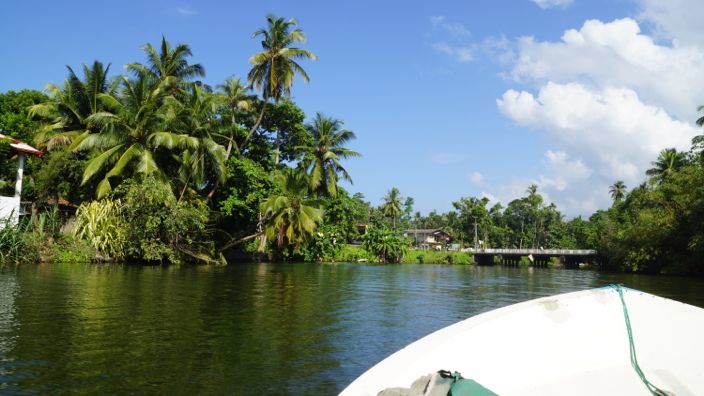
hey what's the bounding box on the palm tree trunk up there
[224,113,237,160]
[241,101,267,151]
[274,130,281,165]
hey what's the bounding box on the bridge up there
[472,248,597,268]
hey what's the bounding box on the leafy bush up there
[362,227,409,263]
[49,236,94,263]
[74,199,127,260]
[117,177,217,264]
[303,224,342,262]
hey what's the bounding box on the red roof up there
[0,133,43,157]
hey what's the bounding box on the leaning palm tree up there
[246,14,317,163]
[216,76,253,159]
[29,61,115,150]
[646,148,687,184]
[261,168,323,253]
[78,74,195,198]
[382,188,404,229]
[298,113,361,197]
[609,180,627,202]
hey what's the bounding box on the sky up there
[2,0,703,217]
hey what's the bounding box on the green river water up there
[0,263,703,394]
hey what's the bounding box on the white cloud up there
[510,18,704,120]
[487,10,704,216]
[429,16,474,63]
[531,0,574,9]
[176,6,197,16]
[637,0,704,47]
[496,82,698,214]
[539,150,592,191]
[469,172,484,185]
[430,16,472,38]
[432,42,473,63]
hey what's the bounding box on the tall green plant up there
[246,14,317,163]
[298,113,360,197]
[261,168,323,253]
[74,199,127,259]
[362,227,408,263]
[0,221,37,263]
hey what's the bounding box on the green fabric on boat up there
[446,372,498,396]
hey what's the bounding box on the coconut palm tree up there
[216,76,253,159]
[261,168,323,253]
[126,36,204,88]
[609,180,627,202]
[246,14,317,163]
[298,113,360,197]
[382,188,404,229]
[29,61,115,150]
[78,74,196,198]
[646,148,687,184]
[175,84,226,198]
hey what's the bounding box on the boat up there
[341,286,704,395]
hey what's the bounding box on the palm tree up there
[175,84,226,198]
[246,14,317,163]
[126,36,204,88]
[261,168,323,253]
[216,76,253,159]
[29,61,115,150]
[609,180,627,202]
[298,113,360,197]
[382,188,404,228]
[78,74,195,198]
[526,184,538,197]
[646,148,687,184]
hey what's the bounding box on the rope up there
[613,285,670,396]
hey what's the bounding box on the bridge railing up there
[474,248,596,255]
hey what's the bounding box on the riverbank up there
[335,244,473,265]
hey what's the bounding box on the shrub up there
[362,227,409,263]
[74,199,127,260]
[117,178,217,264]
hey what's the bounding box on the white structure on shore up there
[0,133,43,226]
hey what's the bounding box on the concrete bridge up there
[472,248,597,268]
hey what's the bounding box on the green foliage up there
[0,220,39,264]
[362,227,409,263]
[302,224,341,262]
[297,113,360,197]
[333,244,375,262]
[49,236,94,263]
[33,149,91,204]
[401,249,471,265]
[219,156,276,227]
[74,199,127,260]
[261,168,324,256]
[116,177,215,264]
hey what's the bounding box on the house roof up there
[0,134,43,157]
[404,229,449,234]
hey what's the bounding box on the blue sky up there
[2,0,702,217]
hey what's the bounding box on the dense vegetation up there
[1,14,704,274]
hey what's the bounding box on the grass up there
[333,244,473,265]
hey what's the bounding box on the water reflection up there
[0,263,702,394]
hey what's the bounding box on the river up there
[0,263,702,394]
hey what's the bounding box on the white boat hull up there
[341,287,704,395]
